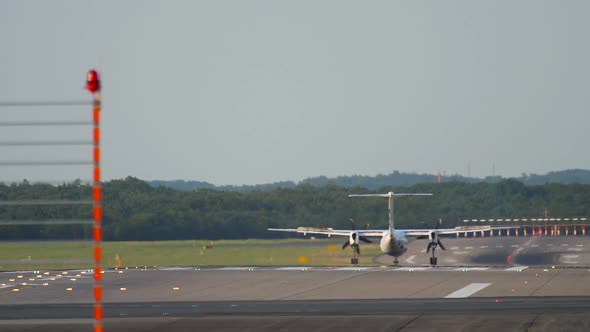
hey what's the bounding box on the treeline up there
[0,177,589,240]
[150,169,590,192]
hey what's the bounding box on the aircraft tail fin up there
[349,192,432,234]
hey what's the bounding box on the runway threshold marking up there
[445,283,492,298]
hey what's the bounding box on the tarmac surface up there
[2,236,590,331]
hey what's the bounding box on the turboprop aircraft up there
[269,192,513,266]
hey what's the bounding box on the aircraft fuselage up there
[379,230,408,258]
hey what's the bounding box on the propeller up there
[342,219,372,255]
[425,218,446,253]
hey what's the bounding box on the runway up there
[2,236,590,331]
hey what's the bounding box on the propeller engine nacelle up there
[350,231,359,246]
[426,231,446,253]
[342,231,371,255]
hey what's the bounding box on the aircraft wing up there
[402,225,518,237]
[268,227,385,237]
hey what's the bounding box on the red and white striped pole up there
[87,70,103,332]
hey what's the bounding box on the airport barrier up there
[458,218,589,238]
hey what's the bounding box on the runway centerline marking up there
[464,246,473,249]
[496,245,504,248]
[445,283,492,298]
[480,246,488,249]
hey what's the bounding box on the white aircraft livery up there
[269,192,513,265]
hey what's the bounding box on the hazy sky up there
[1,1,589,185]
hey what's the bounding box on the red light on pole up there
[87,68,102,332]
[86,70,101,93]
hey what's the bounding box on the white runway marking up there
[450,246,459,250]
[464,246,473,249]
[216,267,255,271]
[394,267,431,271]
[561,244,569,247]
[560,255,579,264]
[567,248,583,251]
[453,251,469,255]
[276,267,311,271]
[511,245,519,248]
[505,266,528,271]
[454,267,489,271]
[480,246,489,249]
[0,284,14,289]
[405,255,416,265]
[531,244,539,247]
[496,245,504,248]
[159,267,194,271]
[333,267,372,271]
[445,283,492,298]
[577,244,584,247]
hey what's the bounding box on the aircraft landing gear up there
[429,247,438,266]
[350,245,359,265]
[393,257,400,265]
